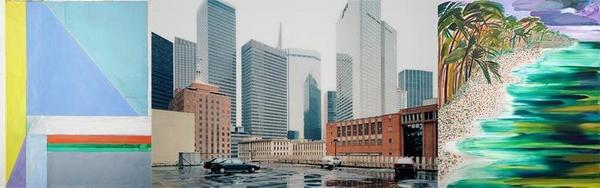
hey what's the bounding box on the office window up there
[347,126,351,136]
[352,125,357,136]
[377,122,383,134]
[342,126,346,136]
[364,125,369,135]
[337,127,341,137]
[371,123,376,134]
[358,124,363,135]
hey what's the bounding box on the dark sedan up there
[211,158,260,174]
[203,158,227,170]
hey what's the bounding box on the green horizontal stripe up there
[47,143,151,152]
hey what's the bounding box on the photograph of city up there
[1,0,598,187]
[150,0,438,187]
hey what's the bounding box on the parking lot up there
[153,163,436,187]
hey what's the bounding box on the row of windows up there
[402,111,436,122]
[336,122,383,137]
[337,139,383,146]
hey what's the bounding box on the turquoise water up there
[449,42,600,187]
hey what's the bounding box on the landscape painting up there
[437,0,599,187]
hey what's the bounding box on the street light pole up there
[333,138,338,158]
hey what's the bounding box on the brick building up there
[169,81,231,160]
[325,104,437,158]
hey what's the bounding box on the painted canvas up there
[3,1,150,187]
[437,0,599,187]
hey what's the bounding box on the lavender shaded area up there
[438,0,600,41]
[7,141,26,188]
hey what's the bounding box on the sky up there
[438,0,600,41]
[151,0,438,126]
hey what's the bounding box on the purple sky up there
[440,0,600,41]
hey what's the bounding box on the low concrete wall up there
[277,156,437,170]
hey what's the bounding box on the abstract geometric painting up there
[3,1,150,187]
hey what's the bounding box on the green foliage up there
[437,0,567,105]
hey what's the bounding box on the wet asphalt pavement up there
[153,163,437,187]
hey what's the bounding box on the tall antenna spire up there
[277,22,282,49]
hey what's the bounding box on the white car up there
[320,156,341,169]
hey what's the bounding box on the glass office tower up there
[303,75,321,140]
[151,33,173,110]
[241,40,288,139]
[197,0,237,128]
[336,0,383,119]
[398,69,433,108]
[173,37,196,90]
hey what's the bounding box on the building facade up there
[336,0,382,120]
[173,37,197,90]
[380,21,398,114]
[238,138,325,162]
[286,48,321,140]
[398,70,433,108]
[151,110,195,166]
[197,0,238,128]
[399,105,437,158]
[327,91,337,123]
[230,126,250,158]
[290,140,326,160]
[336,53,353,121]
[169,82,231,160]
[238,138,291,162]
[325,104,437,158]
[304,75,321,140]
[151,33,173,110]
[241,40,288,139]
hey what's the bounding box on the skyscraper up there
[173,37,196,90]
[336,53,353,121]
[241,40,288,139]
[151,33,173,110]
[398,70,433,108]
[336,0,383,119]
[327,91,337,123]
[287,48,321,139]
[197,0,237,128]
[304,75,321,140]
[381,21,398,114]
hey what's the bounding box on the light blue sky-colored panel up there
[26,3,137,116]
[26,135,46,188]
[45,1,148,115]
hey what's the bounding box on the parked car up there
[394,157,416,180]
[320,156,341,169]
[203,157,227,170]
[211,158,260,174]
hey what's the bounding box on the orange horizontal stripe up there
[47,135,151,144]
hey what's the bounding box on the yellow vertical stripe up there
[5,1,26,182]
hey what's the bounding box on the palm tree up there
[437,0,565,106]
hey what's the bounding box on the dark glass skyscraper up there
[303,75,321,140]
[327,91,337,122]
[197,0,237,128]
[151,33,173,110]
[398,70,433,108]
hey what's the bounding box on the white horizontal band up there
[28,116,151,136]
